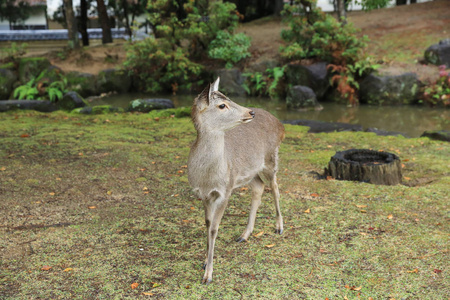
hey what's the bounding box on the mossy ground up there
[0,111,448,299]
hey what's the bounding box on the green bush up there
[208,31,251,69]
[243,66,286,98]
[13,70,68,102]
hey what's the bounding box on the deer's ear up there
[209,77,220,99]
[194,85,210,111]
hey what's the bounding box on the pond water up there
[89,93,450,138]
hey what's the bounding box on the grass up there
[0,111,448,299]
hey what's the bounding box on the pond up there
[89,93,450,138]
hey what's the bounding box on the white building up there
[0,0,48,30]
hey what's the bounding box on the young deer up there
[188,77,285,284]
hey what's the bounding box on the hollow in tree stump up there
[324,149,402,185]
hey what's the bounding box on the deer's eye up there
[218,104,226,109]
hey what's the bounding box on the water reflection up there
[89,93,450,138]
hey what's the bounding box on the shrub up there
[13,70,68,102]
[421,65,450,107]
[208,31,251,69]
[243,66,286,98]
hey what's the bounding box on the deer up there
[188,77,285,284]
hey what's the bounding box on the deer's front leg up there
[202,191,228,284]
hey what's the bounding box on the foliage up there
[354,0,390,11]
[123,0,251,92]
[0,0,32,26]
[421,65,450,107]
[208,31,251,69]
[280,0,368,65]
[243,66,286,98]
[124,38,203,93]
[13,71,68,102]
[0,42,28,63]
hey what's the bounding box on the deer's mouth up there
[242,118,253,123]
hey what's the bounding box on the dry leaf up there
[131,282,139,289]
[387,214,394,219]
[304,208,311,213]
[152,282,161,288]
[355,205,367,208]
[107,191,112,195]
[0,167,6,171]
[310,193,319,197]
[360,210,367,213]
[142,292,154,296]
[143,187,149,191]
[352,286,362,291]
[433,269,442,274]
[253,231,264,237]
[407,268,419,273]
[88,206,97,209]
[63,268,73,272]
[20,134,30,138]
[41,265,52,271]
[265,244,275,248]
[49,192,55,196]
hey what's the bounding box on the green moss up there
[147,107,191,118]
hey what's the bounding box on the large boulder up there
[286,85,323,110]
[58,92,86,111]
[96,69,131,94]
[285,62,330,99]
[66,71,97,97]
[0,68,17,99]
[0,100,57,112]
[213,69,246,96]
[18,57,51,84]
[424,39,450,67]
[359,73,420,105]
[128,98,174,112]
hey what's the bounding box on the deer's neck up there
[188,130,229,199]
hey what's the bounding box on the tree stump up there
[324,149,402,185]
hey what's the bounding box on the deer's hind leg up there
[264,149,284,234]
[236,175,265,243]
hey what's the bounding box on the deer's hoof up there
[202,277,212,285]
[202,263,206,270]
[275,229,283,235]
[236,237,247,243]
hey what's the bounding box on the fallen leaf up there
[177,170,184,174]
[304,208,311,213]
[131,282,139,289]
[41,265,52,271]
[88,206,97,209]
[49,192,55,196]
[152,282,161,288]
[326,176,334,180]
[360,210,367,213]
[143,187,149,191]
[63,268,73,272]
[433,269,442,274]
[240,187,249,191]
[355,205,367,208]
[253,231,264,237]
[0,167,5,171]
[387,214,394,219]
[154,117,160,122]
[265,244,275,248]
[310,193,319,197]
[20,134,30,138]
[142,292,154,296]
[407,268,419,273]
[78,152,83,156]
[107,191,112,195]
[404,176,411,181]
[352,286,362,291]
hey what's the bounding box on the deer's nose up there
[249,111,255,118]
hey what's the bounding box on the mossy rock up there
[71,105,124,115]
[37,66,64,83]
[58,92,87,111]
[128,98,174,112]
[66,71,97,97]
[97,68,131,94]
[0,68,18,99]
[421,130,450,142]
[0,62,16,71]
[18,57,51,84]
[147,107,191,118]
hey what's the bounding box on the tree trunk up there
[96,0,112,44]
[121,0,131,37]
[337,0,347,24]
[63,0,80,49]
[274,0,284,16]
[324,149,402,185]
[79,0,89,46]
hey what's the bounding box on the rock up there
[128,98,174,112]
[424,39,450,67]
[72,105,124,114]
[18,57,51,84]
[0,100,57,112]
[96,69,131,94]
[58,92,86,111]
[285,62,330,99]
[359,73,420,105]
[366,128,409,138]
[286,85,323,110]
[0,68,17,99]
[283,119,363,133]
[421,130,450,142]
[245,59,279,73]
[213,69,246,96]
[38,66,64,83]
[66,71,97,97]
